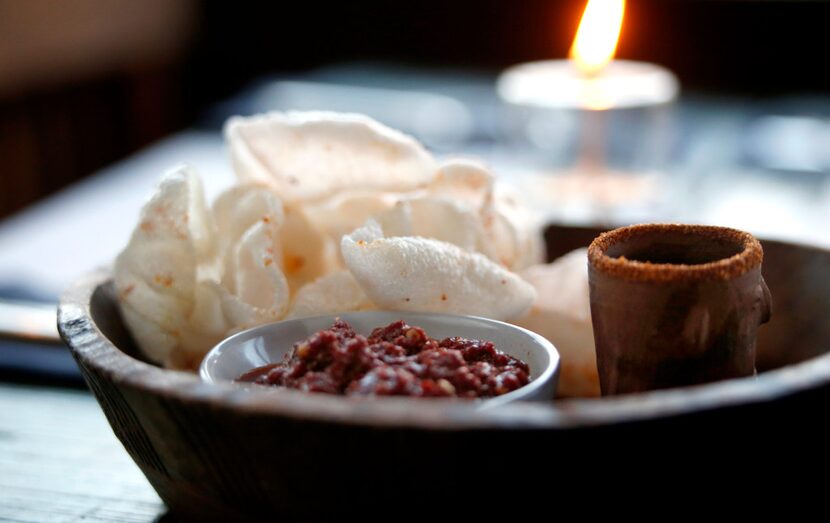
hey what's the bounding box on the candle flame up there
[570,0,625,75]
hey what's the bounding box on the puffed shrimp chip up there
[208,183,290,317]
[279,204,341,292]
[114,165,208,365]
[341,220,536,321]
[303,190,399,243]
[286,270,375,319]
[225,111,437,204]
[426,159,545,271]
[211,184,284,283]
[374,198,483,253]
[115,167,293,369]
[515,248,599,398]
[428,158,494,210]
[489,183,545,271]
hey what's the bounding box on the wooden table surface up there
[0,383,170,522]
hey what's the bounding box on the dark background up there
[1,0,827,219]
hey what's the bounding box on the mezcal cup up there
[587,224,772,395]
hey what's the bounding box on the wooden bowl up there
[58,225,830,517]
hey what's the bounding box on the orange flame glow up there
[570,0,625,75]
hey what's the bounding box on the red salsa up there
[237,319,530,398]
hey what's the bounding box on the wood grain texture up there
[56,226,830,518]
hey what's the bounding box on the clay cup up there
[588,224,772,395]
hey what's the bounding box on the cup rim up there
[588,223,763,283]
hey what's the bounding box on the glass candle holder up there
[497,59,679,224]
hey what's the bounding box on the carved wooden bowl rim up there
[59,269,830,430]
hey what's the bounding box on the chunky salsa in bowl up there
[200,311,559,407]
[238,318,531,398]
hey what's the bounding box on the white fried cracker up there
[286,270,375,319]
[341,220,536,321]
[515,248,599,397]
[225,111,437,204]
